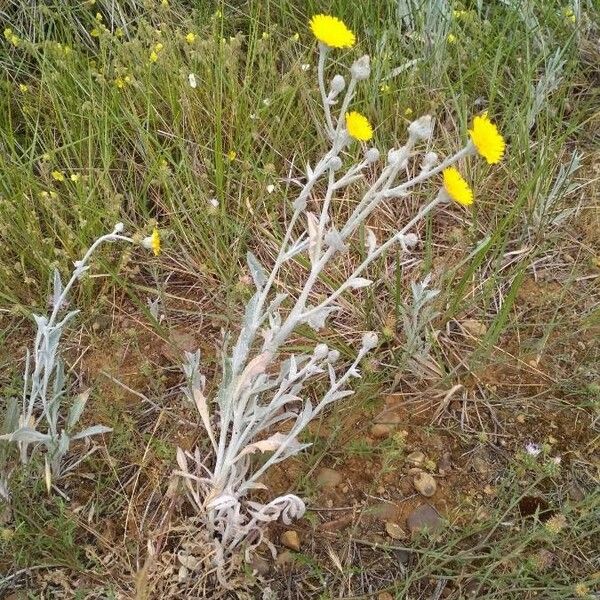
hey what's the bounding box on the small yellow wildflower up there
[70,173,81,182]
[214,9,222,18]
[161,0,169,6]
[380,83,391,93]
[41,153,51,162]
[262,31,270,40]
[443,167,473,206]
[115,27,124,38]
[115,77,125,88]
[51,170,65,182]
[154,42,164,52]
[309,14,355,49]
[185,32,196,44]
[19,83,28,93]
[453,10,468,18]
[149,50,159,63]
[404,107,414,117]
[291,32,300,41]
[95,12,103,21]
[563,8,576,23]
[227,150,237,161]
[91,27,102,37]
[4,29,20,47]
[447,33,457,44]
[150,228,161,256]
[469,112,505,164]
[124,74,132,84]
[346,111,373,141]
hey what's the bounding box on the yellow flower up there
[115,27,124,38]
[185,32,196,44]
[453,10,468,18]
[154,42,164,52]
[309,14,355,49]
[227,150,237,161]
[291,32,300,41]
[91,27,102,37]
[447,33,457,43]
[150,228,161,256]
[5,29,20,47]
[404,107,413,116]
[443,167,473,206]
[124,75,132,84]
[469,112,505,164]
[262,31,270,40]
[149,50,159,63]
[161,0,169,6]
[95,12,103,21]
[563,8,576,23]
[114,77,125,88]
[51,170,65,182]
[380,83,390,93]
[345,111,373,141]
[70,173,81,182]
[19,83,28,93]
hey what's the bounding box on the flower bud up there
[314,343,329,359]
[141,236,153,249]
[408,115,434,141]
[365,147,380,164]
[329,156,343,171]
[350,55,370,81]
[421,151,438,172]
[403,233,419,248]
[113,222,124,233]
[330,74,345,93]
[327,350,340,363]
[387,148,401,164]
[361,331,379,350]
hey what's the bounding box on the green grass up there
[1,0,599,597]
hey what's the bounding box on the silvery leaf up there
[0,427,50,443]
[247,251,267,290]
[305,306,337,331]
[324,228,348,253]
[366,227,377,255]
[71,425,112,440]
[67,389,91,430]
[52,268,63,309]
[348,278,373,289]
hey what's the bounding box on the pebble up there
[462,319,487,337]
[406,504,442,534]
[316,467,342,488]
[370,423,392,439]
[438,452,452,475]
[413,471,437,497]
[385,521,408,540]
[378,593,394,600]
[280,530,301,551]
[406,450,425,467]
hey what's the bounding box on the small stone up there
[280,530,301,552]
[370,424,392,439]
[316,467,342,488]
[438,452,452,474]
[378,592,394,600]
[406,504,442,534]
[413,471,437,497]
[406,451,425,467]
[385,521,408,540]
[462,319,487,337]
[276,550,294,568]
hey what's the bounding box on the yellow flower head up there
[309,14,355,49]
[185,32,196,44]
[469,112,505,164]
[345,111,373,141]
[150,227,161,256]
[70,173,81,182]
[443,167,473,206]
[149,50,159,63]
[291,32,300,42]
[447,33,457,44]
[51,170,65,182]
[19,83,28,93]
[227,150,237,161]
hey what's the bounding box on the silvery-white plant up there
[0,224,146,493]
[174,35,487,576]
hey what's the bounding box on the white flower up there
[350,55,370,81]
[327,350,340,363]
[209,198,219,208]
[525,442,542,456]
[249,113,257,120]
[188,73,198,88]
[113,222,124,233]
[266,184,275,193]
[408,115,434,141]
[301,63,310,71]
[402,233,419,248]
[263,98,271,106]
